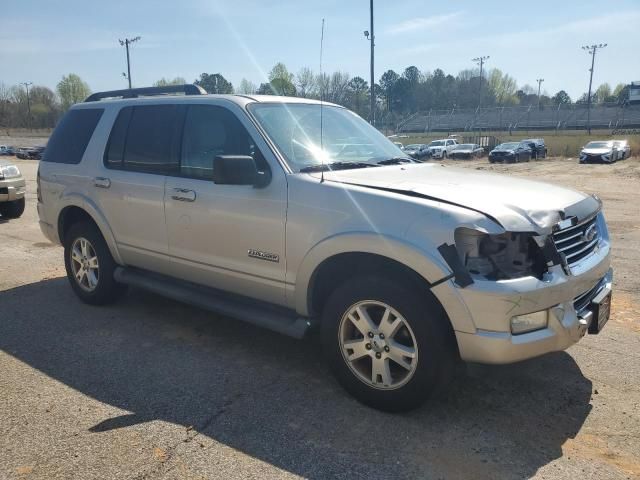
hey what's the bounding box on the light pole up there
[21,81,32,129]
[119,36,141,89]
[536,78,544,109]
[472,56,489,107]
[364,0,375,126]
[582,43,607,135]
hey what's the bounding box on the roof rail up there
[84,84,207,102]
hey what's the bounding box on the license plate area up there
[588,290,611,334]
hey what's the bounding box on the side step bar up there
[114,267,311,339]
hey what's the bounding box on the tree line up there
[1,64,632,129]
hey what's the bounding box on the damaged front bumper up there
[452,240,612,364]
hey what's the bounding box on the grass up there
[392,129,640,157]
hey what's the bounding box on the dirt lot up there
[0,156,639,480]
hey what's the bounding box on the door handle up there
[171,188,196,202]
[94,177,111,188]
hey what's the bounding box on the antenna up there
[320,18,325,183]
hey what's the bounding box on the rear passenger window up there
[43,108,104,164]
[105,104,182,174]
[180,105,256,180]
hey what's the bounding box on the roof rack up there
[84,84,207,102]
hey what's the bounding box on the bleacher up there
[396,103,640,133]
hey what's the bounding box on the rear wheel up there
[321,276,455,412]
[0,197,25,218]
[64,222,126,305]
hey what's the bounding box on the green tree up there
[57,74,91,110]
[595,83,613,103]
[153,77,186,87]
[265,63,296,96]
[379,70,399,111]
[346,76,369,117]
[194,73,234,94]
[487,69,518,106]
[237,78,257,94]
[552,90,572,105]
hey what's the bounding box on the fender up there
[294,231,476,333]
[58,192,124,265]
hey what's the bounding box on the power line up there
[536,78,545,109]
[20,81,32,130]
[119,36,141,89]
[581,43,607,135]
[472,56,489,108]
[364,0,375,126]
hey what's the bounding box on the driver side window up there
[180,105,255,180]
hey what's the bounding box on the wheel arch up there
[57,196,123,265]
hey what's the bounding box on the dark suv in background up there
[522,139,547,159]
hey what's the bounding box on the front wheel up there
[321,276,455,412]
[0,197,25,218]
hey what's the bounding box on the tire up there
[0,197,25,218]
[64,221,125,305]
[321,275,456,412]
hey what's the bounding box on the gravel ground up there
[0,157,639,480]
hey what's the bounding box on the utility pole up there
[582,43,607,135]
[472,56,489,107]
[536,78,544,109]
[364,0,375,126]
[119,36,141,89]
[21,81,32,129]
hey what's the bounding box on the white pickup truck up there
[427,138,458,159]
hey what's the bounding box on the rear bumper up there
[0,177,26,202]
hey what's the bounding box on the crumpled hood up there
[318,163,599,233]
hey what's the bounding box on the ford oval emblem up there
[582,224,598,243]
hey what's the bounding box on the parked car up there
[612,140,630,160]
[38,85,613,412]
[16,147,30,159]
[488,142,532,163]
[449,143,484,159]
[521,138,547,159]
[0,159,26,218]
[0,145,14,156]
[28,146,46,160]
[427,138,459,159]
[403,143,429,160]
[579,141,619,164]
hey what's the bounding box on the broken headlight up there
[454,227,547,280]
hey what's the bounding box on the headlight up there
[0,165,21,179]
[454,227,546,280]
[511,310,548,334]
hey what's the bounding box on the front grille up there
[553,215,600,268]
[573,279,604,313]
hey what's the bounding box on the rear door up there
[163,102,288,306]
[93,104,183,269]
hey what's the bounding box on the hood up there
[582,148,612,155]
[0,159,17,168]
[317,163,598,233]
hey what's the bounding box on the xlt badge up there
[248,249,280,263]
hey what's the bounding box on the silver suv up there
[38,85,613,411]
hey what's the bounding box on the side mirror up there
[213,155,271,188]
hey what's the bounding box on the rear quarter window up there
[42,108,104,164]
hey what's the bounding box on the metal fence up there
[396,103,640,133]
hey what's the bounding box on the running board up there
[113,267,311,339]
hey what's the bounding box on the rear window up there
[105,105,183,174]
[42,108,104,164]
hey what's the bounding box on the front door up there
[163,103,288,306]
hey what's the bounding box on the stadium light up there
[581,43,607,135]
[119,36,142,89]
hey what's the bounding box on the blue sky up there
[2,0,639,100]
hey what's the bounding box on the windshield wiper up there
[299,161,379,173]
[375,157,415,165]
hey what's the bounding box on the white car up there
[613,140,630,160]
[427,139,459,159]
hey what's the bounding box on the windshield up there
[248,103,408,172]
[585,141,612,148]
[496,142,519,149]
[429,140,445,147]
